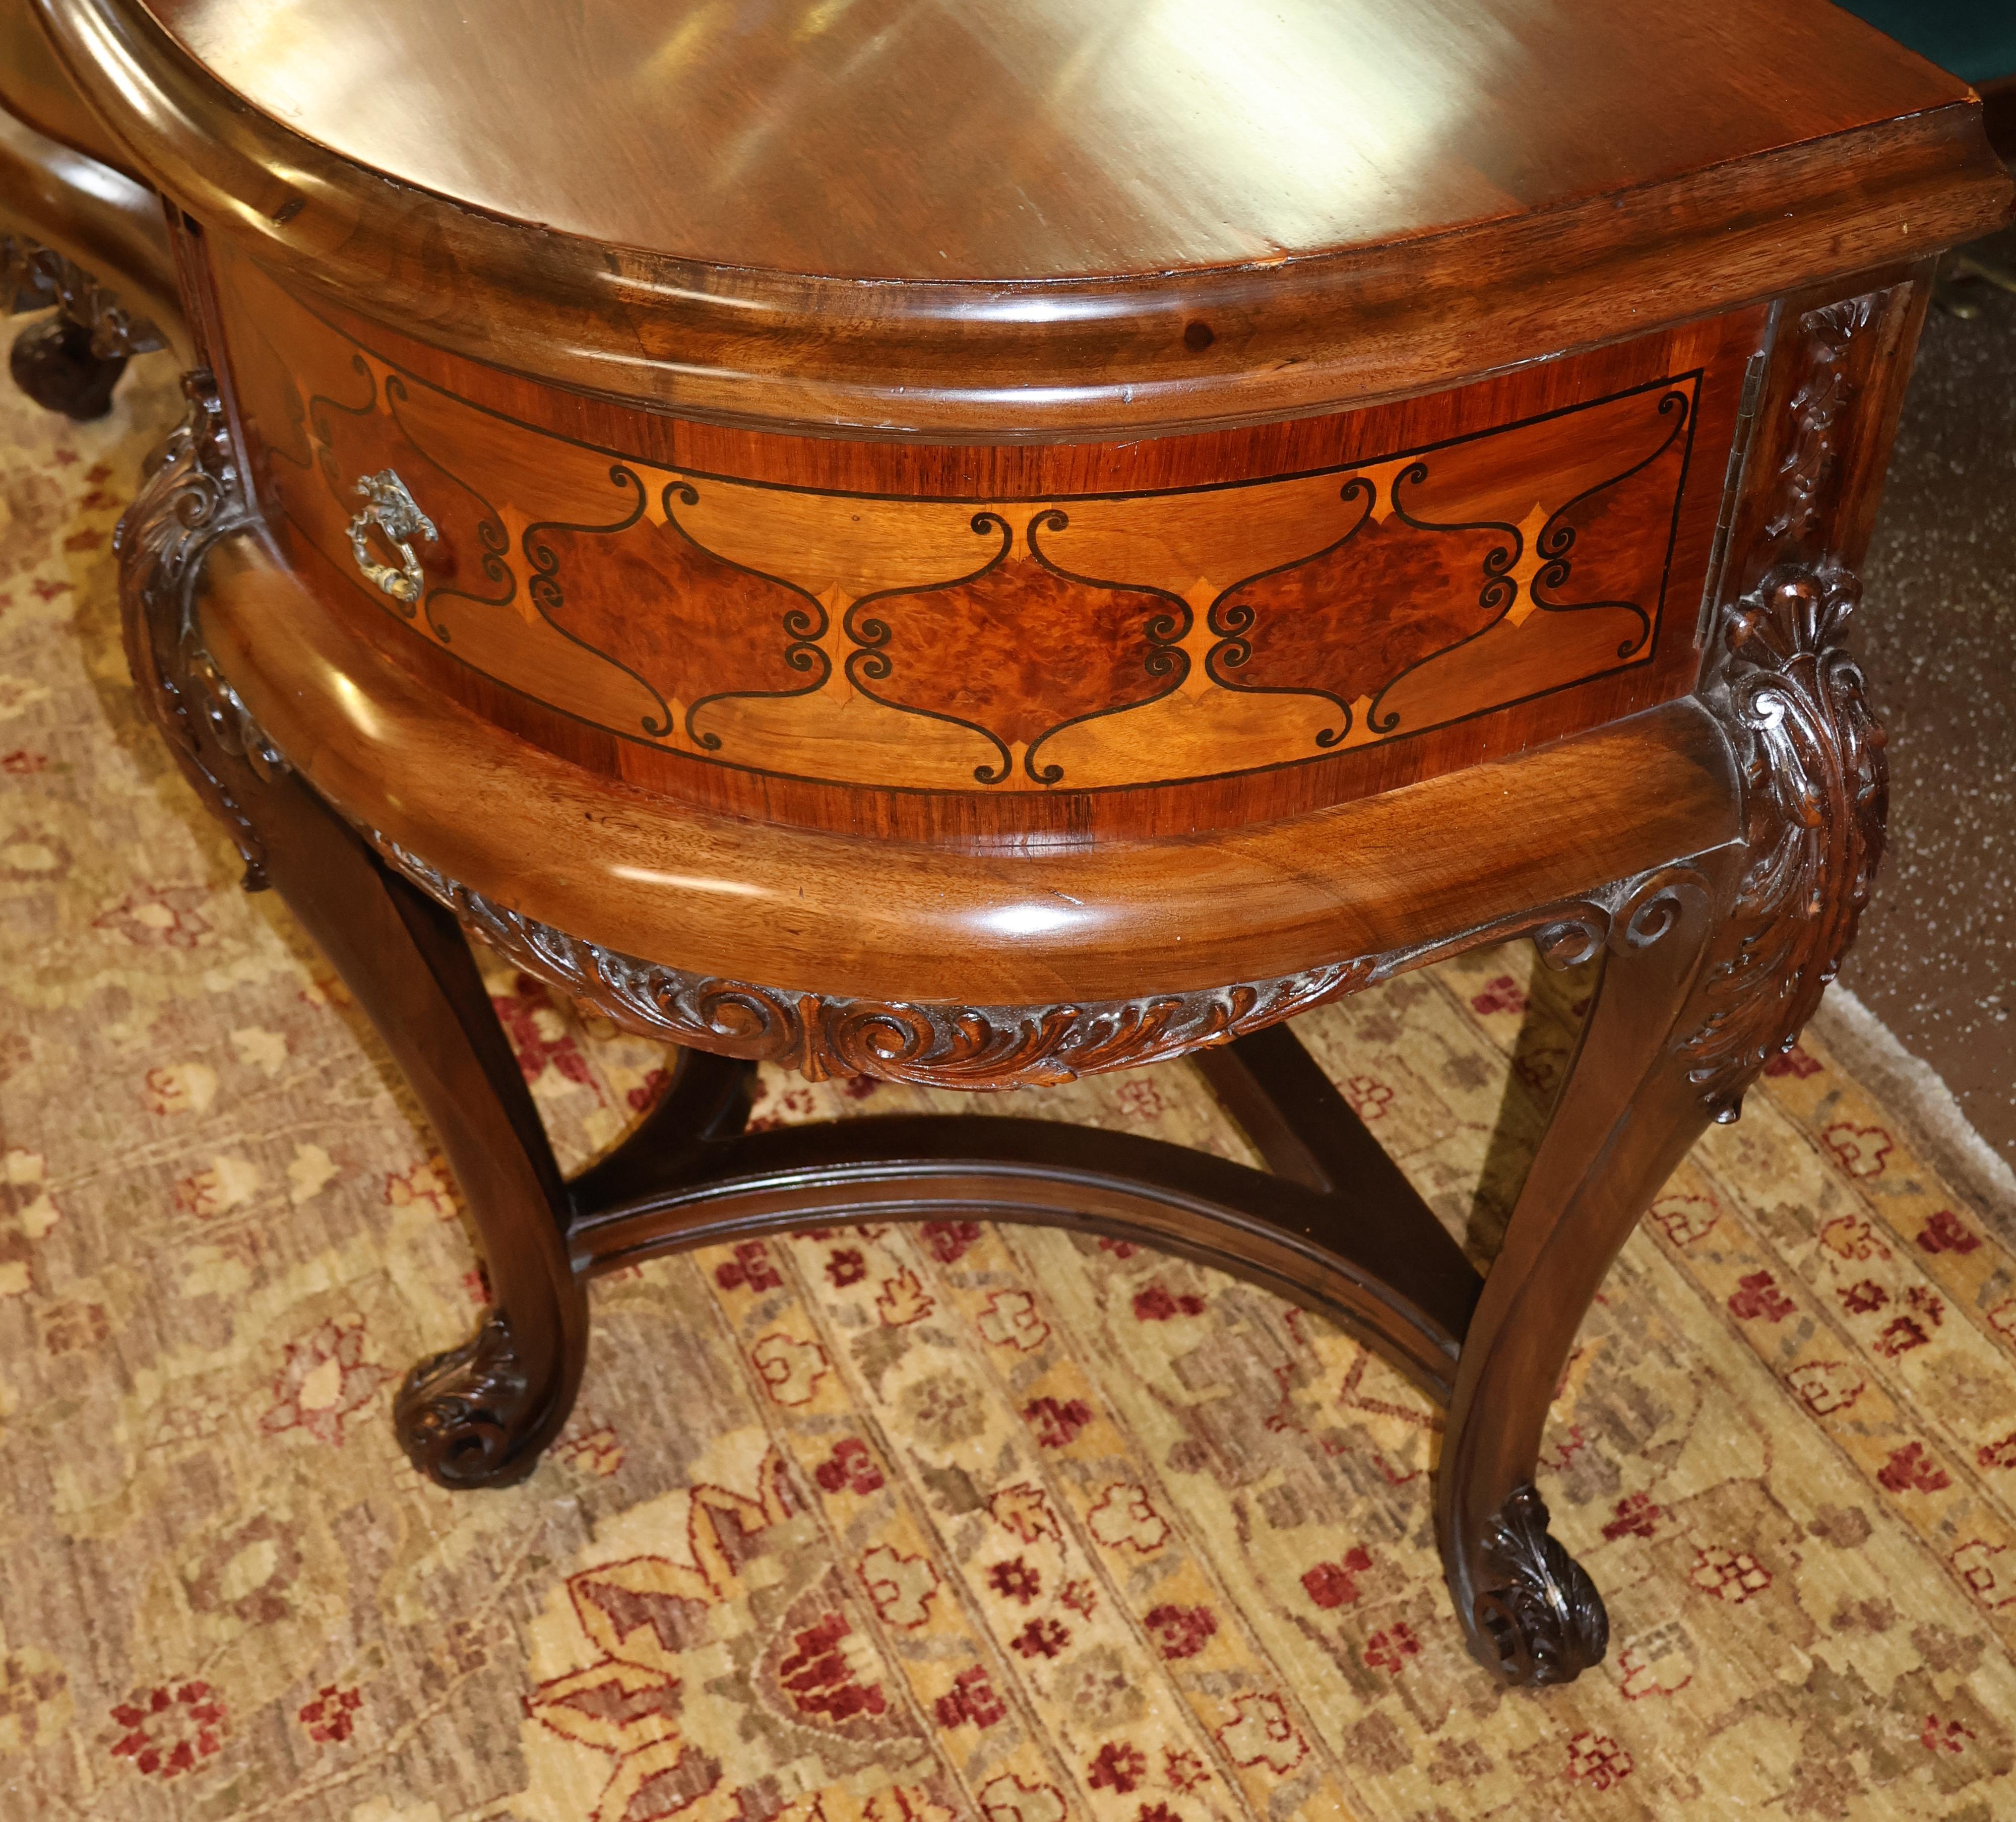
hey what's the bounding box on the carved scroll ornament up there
[116,370,285,887]
[1472,1484,1609,1685]
[368,829,1706,1092]
[1681,563,1884,1120]
[369,833,1381,1089]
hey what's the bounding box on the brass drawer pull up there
[348,469,437,605]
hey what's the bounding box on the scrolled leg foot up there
[1470,1484,1609,1686]
[10,315,128,419]
[395,1313,544,1489]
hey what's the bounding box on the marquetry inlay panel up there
[213,251,1747,800]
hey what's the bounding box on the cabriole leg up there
[1440,559,1888,1684]
[1436,864,1731,1684]
[119,371,587,1488]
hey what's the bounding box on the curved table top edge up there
[32,0,2016,440]
[197,531,1742,1007]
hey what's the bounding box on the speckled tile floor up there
[1845,230,2016,1170]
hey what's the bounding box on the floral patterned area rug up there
[4,352,2016,1822]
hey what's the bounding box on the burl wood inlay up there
[524,473,830,747]
[844,509,1192,784]
[215,254,1715,796]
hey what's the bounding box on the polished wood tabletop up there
[144,0,1962,281]
[34,0,2008,435]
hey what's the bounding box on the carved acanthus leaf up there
[117,369,284,885]
[370,834,1381,1089]
[1472,1483,1609,1685]
[1764,293,1879,550]
[1681,563,1885,1120]
[3,234,168,360]
[393,1314,538,1489]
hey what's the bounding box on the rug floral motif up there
[1,352,2013,1822]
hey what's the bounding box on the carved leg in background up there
[119,371,590,1488]
[4,234,168,418]
[10,313,127,418]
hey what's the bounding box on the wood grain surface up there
[208,241,1759,829]
[30,0,2013,435]
[135,0,1967,280]
[194,530,1742,1006]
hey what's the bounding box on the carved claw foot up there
[10,315,129,420]
[1470,1484,1609,1686]
[394,1314,543,1489]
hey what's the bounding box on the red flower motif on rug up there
[825,1247,868,1288]
[713,1240,782,1292]
[1727,1271,1796,1322]
[918,1220,982,1264]
[1144,1603,1218,1660]
[1917,1210,1981,1255]
[933,1665,1004,1730]
[1878,1443,1952,1494]
[1565,1730,1633,1789]
[107,1680,227,1779]
[1922,1714,1976,1754]
[1022,1396,1093,1448]
[813,1438,884,1495]
[1132,1284,1206,1322]
[986,1556,1041,1604]
[1114,1080,1166,1121]
[1603,1492,1663,1540]
[490,971,597,1090]
[1010,1618,1070,1660]
[1976,1432,2016,1472]
[260,1318,390,1446]
[1060,1578,1098,1618]
[1469,974,1527,1016]
[1876,1316,1931,1357]
[297,1682,362,1745]
[775,1612,886,1723]
[1365,1623,1421,1674]
[1302,1545,1373,1608]
[1087,1740,1146,1793]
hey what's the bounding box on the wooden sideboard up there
[20,0,2013,1687]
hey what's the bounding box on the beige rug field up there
[4,352,2015,1822]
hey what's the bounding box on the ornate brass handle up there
[347,469,437,606]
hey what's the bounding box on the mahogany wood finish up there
[28,0,2011,438]
[65,0,2013,1691]
[208,239,1753,829]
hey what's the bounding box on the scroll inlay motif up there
[212,254,1721,798]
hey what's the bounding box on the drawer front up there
[210,243,1761,827]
